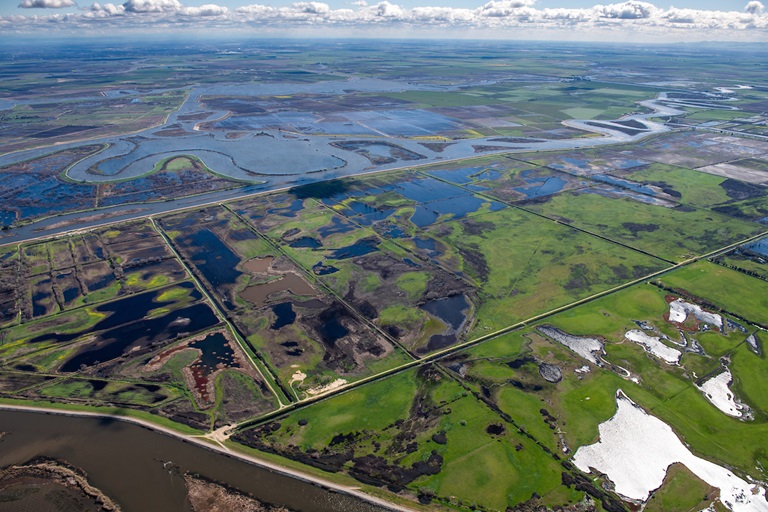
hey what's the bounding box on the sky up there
[1,0,766,41]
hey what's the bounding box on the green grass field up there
[430,207,669,335]
[233,366,584,511]
[656,261,768,325]
[454,277,768,487]
[523,191,764,262]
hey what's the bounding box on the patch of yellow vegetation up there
[411,135,451,141]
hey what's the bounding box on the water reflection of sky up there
[215,109,460,138]
[745,237,768,257]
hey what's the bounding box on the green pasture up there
[428,207,668,335]
[622,163,734,207]
[523,191,763,262]
[235,366,582,511]
[644,464,718,512]
[656,261,768,326]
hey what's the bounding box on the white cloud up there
[661,7,696,23]
[5,0,768,40]
[371,1,404,17]
[182,3,228,16]
[478,0,535,17]
[292,2,330,15]
[236,3,275,15]
[594,1,658,19]
[18,0,75,8]
[89,2,124,14]
[746,1,764,14]
[122,0,181,12]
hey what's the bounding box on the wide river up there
[0,409,387,512]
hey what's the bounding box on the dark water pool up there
[328,238,379,260]
[289,236,323,249]
[426,166,485,184]
[30,283,198,345]
[318,216,355,237]
[744,237,768,257]
[60,302,219,372]
[421,294,469,331]
[179,229,243,289]
[271,302,296,330]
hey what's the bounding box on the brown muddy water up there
[0,410,387,512]
[242,256,274,274]
[240,273,316,307]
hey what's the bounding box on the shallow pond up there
[316,316,349,346]
[312,262,340,275]
[328,238,379,260]
[420,294,470,353]
[271,302,296,330]
[744,237,768,257]
[397,178,463,203]
[240,273,316,307]
[242,256,274,274]
[421,294,469,331]
[318,216,356,237]
[426,194,504,219]
[60,302,219,372]
[409,206,441,228]
[377,223,407,239]
[30,283,199,345]
[426,166,485,184]
[289,236,323,249]
[513,171,568,199]
[591,174,660,197]
[179,229,243,288]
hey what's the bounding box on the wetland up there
[2,39,768,512]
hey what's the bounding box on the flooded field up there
[3,40,768,512]
[158,204,410,396]
[240,272,316,307]
[715,236,768,280]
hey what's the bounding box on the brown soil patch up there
[0,458,120,512]
[184,475,290,512]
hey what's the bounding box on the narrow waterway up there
[0,409,388,512]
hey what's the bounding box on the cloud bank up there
[18,0,76,8]
[5,0,768,40]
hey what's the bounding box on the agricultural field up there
[233,365,603,512]
[431,275,768,509]
[0,217,279,430]
[2,39,768,512]
[713,236,768,280]
[0,90,187,154]
[231,188,474,356]
[158,205,412,398]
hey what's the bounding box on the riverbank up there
[0,403,416,512]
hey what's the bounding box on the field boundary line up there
[149,217,291,408]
